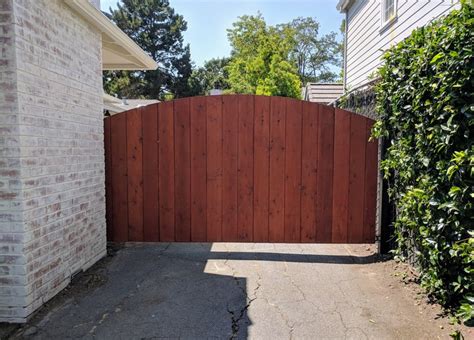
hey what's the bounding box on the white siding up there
[303,84,344,104]
[345,0,460,90]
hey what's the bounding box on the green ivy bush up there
[373,4,473,322]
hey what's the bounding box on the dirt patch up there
[0,244,122,339]
[371,259,472,339]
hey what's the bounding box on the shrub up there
[372,4,474,321]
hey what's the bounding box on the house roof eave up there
[336,0,354,12]
[64,0,158,71]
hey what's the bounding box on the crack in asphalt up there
[222,245,261,340]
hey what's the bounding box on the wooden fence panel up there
[190,96,207,241]
[158,101,175,242]
[142,105,159,241]
[174,98,191,241]
[269,97,286,242]
[300,102,319,242]
[253,96,270,242]
[332,108,351,243]
[207,96,223,241]
[222,96,239,241]
[105,95,378,244]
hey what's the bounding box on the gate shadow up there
[21,243,376,339]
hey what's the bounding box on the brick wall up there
[0,0,106,322]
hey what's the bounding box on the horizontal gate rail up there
[104,94,378,243]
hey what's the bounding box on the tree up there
[286,17,343,84]
[188,57,231,96]
[226,14,301,98]
[103,0,193,99]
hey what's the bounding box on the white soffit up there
[65,0,158,70]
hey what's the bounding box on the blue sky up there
[101,0,344,67]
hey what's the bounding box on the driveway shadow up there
[11,243,375,339]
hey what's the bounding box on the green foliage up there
[188,58,231,96]
[226,14,301,98]
[103,0,193,99]
[286,17,343,83]
[373,5,474,321]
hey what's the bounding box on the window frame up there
[380,0,398,30]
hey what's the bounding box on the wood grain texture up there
[316,105,334,242]
[237,95,254,241]
[105,96,378,244]
[300,102,318,242]
[174,98,191,241]
[253,96,270,242]
[110,113,128,242]
[142,105,159,241]
[284,99,302,242]
[332,108,351,243]
[158,101,175,241]
[222,95,239,241]
[348,114,367,243]
[190,96,207,241]
[207,96,223,241]
[269,97,286,242]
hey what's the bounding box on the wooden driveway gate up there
[104,95,378,243]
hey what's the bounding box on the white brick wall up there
[0,0,106,322]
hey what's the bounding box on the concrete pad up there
[8,243,456,339]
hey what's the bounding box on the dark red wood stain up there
[284,99,302,242]
[105,95,378,244]
[206,96,223,241]
[222,96,239,241]
[158,101,175,241]
[332,108,351,243]
[237,95,254,241]
[253,96,270,242]
[348,114,367,243]
[174,98,191,241]
[315,105,334,243]
[142,105,159,241]
[300,102,318,242]
[110,113,128,242]
[190,96,207,241]
[269,97,286,242]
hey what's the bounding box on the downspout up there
[343,11,348,92]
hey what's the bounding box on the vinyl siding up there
[345,0,460,90]
[303,84,344,104]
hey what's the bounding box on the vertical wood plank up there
[269,97,286,242]
[174,98,191,242]
[110,113,128,242]
[190,96,207,241]
[316,105,334,242]
[253,96,270,242]
[159,101,175,241]
[300,102,319,242]
[142,105,159,241]
[207,96,223,241]
[363,119,378,243]
[237,95,254,241]
[348,114,367,243]
[104,117,113,241]
[127,109,144,241]
[222,96,239,241]
[284,99,302,242]
[332,108,351,243]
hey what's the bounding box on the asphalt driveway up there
[9,243,456,339]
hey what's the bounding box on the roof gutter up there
[337,0,353,12]
[64,0,158,70]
